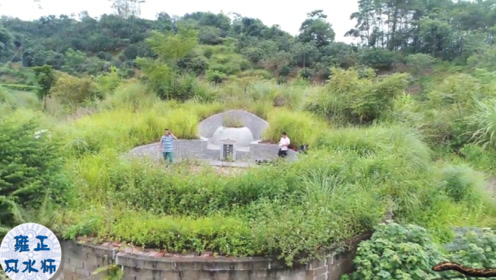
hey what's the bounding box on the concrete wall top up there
[198,110,269,140]
[59,232,372,280]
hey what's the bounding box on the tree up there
[49,72,100,108]
[109,0,145,19]
[416,17,453,58]
[291,42,319,68]
[136,27,199,100]
[0,24,12,52]
[298,10,335,49]
[145,28,198,66]
[33,65,56,111]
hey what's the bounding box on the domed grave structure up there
[202,111,262,161]
[127,110,298,167]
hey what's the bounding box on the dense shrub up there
[444,228,496,278]
[439,165,485,203]
[346,223,446,280]
[0,112,69,228]
[405,53,436,76]
[467,46,496,72]
[50,72,101,107]
[458,144,496,172]
[358,48,397,70]
[59,118,493,266]
[346,224,496,280]
[60,150,390,265]
[205,69,227,83]
[306,67,409,124]
[93,67,122,95]
[209,52,252,76]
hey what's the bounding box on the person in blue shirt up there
[159,128,178,165]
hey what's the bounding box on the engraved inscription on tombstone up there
[223,143,234,160]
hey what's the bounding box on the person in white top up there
[278,132,290,157]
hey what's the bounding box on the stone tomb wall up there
[198,110,269,140]
[57,233,370,280]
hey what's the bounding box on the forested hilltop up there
[1,0,495,83]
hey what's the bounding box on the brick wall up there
[56,233,370,280]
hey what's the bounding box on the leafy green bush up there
[306,67,409,125]
[94,67,122,96]
[347,222,446,280]
[190,80,218,102]
[443,228,496,279]
[50,72,101,107]
[209,52,252,76]
[205,69,227,84]
[467,46,496,72]
[358,49,397,70]
[60,151,389,265]
[347,225,496,280]
[0,112,69,228]
[439,165,485,203]
[458,144,496,172]
[405,53,436,76]
[0,63,37,86]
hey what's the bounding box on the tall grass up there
[0,86,40,111]
[263,108,328,146]
[315,125,431,172]
[101,80,159,111]
[57,120,496,262]
[5,65,496,266]
[467,98,496,149]
[65,106,202,155]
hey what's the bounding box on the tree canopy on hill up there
[0,0,495,81]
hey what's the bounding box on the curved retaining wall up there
[57,233,371,280]
[127,141,298,163]
[198,110,269,140]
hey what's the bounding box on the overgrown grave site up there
[2,2,496,278]
[3,86,496,268]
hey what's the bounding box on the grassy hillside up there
[2,1,496,277]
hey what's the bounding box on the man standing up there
[278,132,290,158]
[159,128,178,165]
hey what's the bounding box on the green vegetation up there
[1,0,496,277]
[345,223,496,280]
[222,114,244,128]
